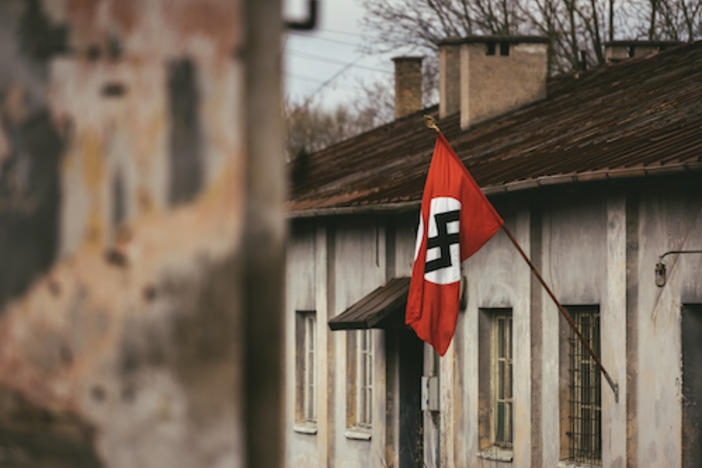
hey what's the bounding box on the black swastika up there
[425,209,460,273]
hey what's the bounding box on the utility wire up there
[286,30,360,47]
[285,73,356,88]
[287,56,363,113]
[317,28,365,38]
[286,73,327,84]
[308,59,358,96]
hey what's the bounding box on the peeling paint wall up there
[0,0,65,313]
[0,0,283,466]
[635,184,702,468]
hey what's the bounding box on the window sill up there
[558,461,601,468]
[477,447,513,462]
[292,422,317,435]
[344,427,372,441]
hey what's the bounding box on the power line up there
[286,30,360,47]
[318,28,365,38]
[307,60,358,96]
[285,73,356,89]
[287,49,392,74]
[286,57,363,111]
[286,73,327,84]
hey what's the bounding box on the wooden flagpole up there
[501,225,619,402]
[422,114,619,402]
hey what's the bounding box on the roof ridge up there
[289,40,702,213]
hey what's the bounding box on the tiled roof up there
[289,42,702,215]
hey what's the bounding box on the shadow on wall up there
[167,58,203,207]
[0,100,65,312]
[0,388,101,467]
[0,0,67,312]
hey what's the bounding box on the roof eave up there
[287,161,702,219]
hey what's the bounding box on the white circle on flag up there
[424,197,461,285]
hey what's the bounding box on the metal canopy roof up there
[328,277,410,330]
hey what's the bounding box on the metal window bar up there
[303,313,316,422]
[358,329,373,427]
[493,312,513,447]
[568,308,601,464]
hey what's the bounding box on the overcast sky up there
[282,0,400,110]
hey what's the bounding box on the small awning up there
[328,277,410,330]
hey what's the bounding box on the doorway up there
[682,304,702,467]
[398,326,424,467]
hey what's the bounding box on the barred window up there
[568,306,601,464]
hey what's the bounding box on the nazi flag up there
[414,197,462,285]
[406,132,503,356]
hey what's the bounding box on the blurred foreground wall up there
[0,1,283,466]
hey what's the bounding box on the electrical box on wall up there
[421,376,440,412]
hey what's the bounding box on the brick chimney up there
[604,40,681,63]
[392,56,423,119]
[439,43,460,118]
[439,36,548,129]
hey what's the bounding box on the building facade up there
[285,38,702,467]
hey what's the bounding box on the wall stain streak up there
[167,58,202,206]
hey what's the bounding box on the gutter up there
[287,161,702,219]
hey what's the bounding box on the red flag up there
[406,132,504,356]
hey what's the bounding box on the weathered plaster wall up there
[285,216,390,467]
[602,195,628,468]
[540,193,606,466]
[0,0,66,312]
[455,206,531,468]
[50,38,241,255]
[635,184,702,468]
[285,221,318,467]
[333,216,387,468]
[0,0,271,466]
[285,179,701,468]
[0,164,245,466]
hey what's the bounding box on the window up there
[567,306,601,464]
[295,310,316,427]
[493,311,513,447]
[478,308,513,456]
[357,329,373,427]
[346,329,374,438]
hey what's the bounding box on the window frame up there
[295,310,317,429]
[478,307,514,456]
[566,305,602,464]
[491,310,513,448]
[356,328,373,428]
[345,328,374,439]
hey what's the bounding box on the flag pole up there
[421,116,618,402]
[500,224,619,403]
[424,115,440,133]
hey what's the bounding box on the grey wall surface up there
[285,179,702,468]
